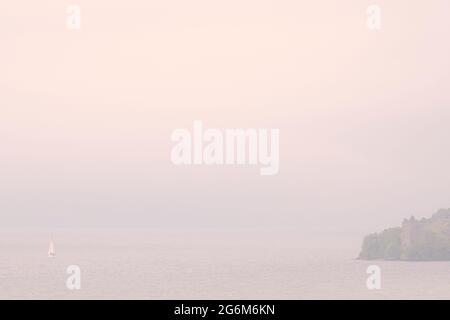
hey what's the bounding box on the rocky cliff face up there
[359,209,450,261]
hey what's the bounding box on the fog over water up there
[1,0,450,299]
[1,229,449,299]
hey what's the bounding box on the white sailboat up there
[48,240,56,258]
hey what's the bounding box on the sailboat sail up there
[48,240,56,258]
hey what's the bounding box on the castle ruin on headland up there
[359,209,450,261]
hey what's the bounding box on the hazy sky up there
[1,0,450,237]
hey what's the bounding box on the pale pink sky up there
[1,1,450,238]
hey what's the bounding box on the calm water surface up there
[1,229,449,299]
